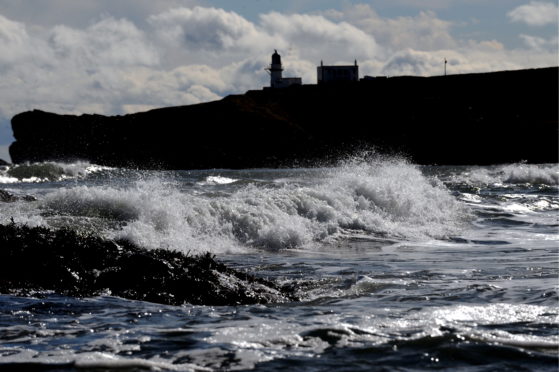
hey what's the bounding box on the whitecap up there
[197,175,237,185]
[35,157,470,253]
[0,161,111,183]
[449,164,559,187]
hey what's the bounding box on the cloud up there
[49,17,159,67]
[326,4,456,52]
[0,0,202,28]
[507,1,559,26]
[148,6,281,68]
[381,49,447,76]
[378,44,557,77]
[0,4,557,148]
[0,15,163,120]
[519,34,559,51]
[368,0,461,9]
[0,13,26,45]
[149,7,268,52]
[148,7,380,67]
[117,65,225,108]
[260,12,378,63]
[0,13,44,65]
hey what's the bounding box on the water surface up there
[0,158,557,371]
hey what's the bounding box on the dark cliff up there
[10,67,558,168]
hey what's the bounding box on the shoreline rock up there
[9,67,558,168]
[0,190,36,202]
[0,223,297,306]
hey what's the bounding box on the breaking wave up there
[35,158,469,254]
[448,164,559,186]
[0,161,110,183]
[197,175,238,185]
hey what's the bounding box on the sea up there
[0,156,557,371]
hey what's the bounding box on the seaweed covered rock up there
[0,224,296,306]
[0,190,37,202]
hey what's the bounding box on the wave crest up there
[36,158,469,253]
[0,161,109,183]
[449,164,559,186]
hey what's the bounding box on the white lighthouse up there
[266,50,302,89]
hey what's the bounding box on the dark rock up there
[0,159,9,166]
[0,190,36,202]
[0,190,17,202]
[0,223,297,306]
[9,67,558,168]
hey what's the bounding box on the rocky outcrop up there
[0,190,36,202]
[9,67,558,168]
[0,223,297,305]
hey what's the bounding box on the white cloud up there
[0,0,202,28]
[148,6,280,67]
[260,12,378,63]
[149,7,263,51]
[0,15,164,120]
[508,1,559,26]
[379,45,557,77]
[118,65,225,107]
[519,34,559,51]
[49,17,159,67]
[381,49,447,76]
[0,14,47,65]
[326,4,456,52]
[0,13,27,45]
[0,4,557,147]
[147,7,381,68]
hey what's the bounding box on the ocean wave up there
[449,164,559,187]
[197,175,238,185]
[503,164,559,185]
[0,161,110,183]
[38,158,469,253]
[203,302,558,365]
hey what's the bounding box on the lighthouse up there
[266,50,302,89]
[269,50,283,88]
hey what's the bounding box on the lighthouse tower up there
[265,50,302,88]
[269,50,283,88]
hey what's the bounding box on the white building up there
[267,50,302,88]
[317,60,359,83]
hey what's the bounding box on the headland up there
[9,67,558,168]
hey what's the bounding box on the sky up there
[0,0,557,161]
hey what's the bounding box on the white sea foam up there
[451,164,559,186]
[38,158,470,253]
[502,164,559,185]
[0,348,203,372]
[0,161,110,183]
[197,175,237,185]
[0,175,25,184]
[203,302,558,361]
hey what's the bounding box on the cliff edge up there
[10,67,558,168]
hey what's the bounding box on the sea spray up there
[0,161,111,183]
[442,163,559,215]
[502,164,559,185]
[447,163,559,187]
[0,161,557,371]
[37,157,470,253]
